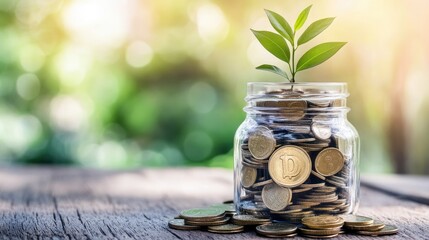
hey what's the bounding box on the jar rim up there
[247,82,347,86]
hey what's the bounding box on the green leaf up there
[264,9,294,43]
[297,18,335,46]
[256,64,290,80]
[296,42,346,72]
[251,29,290,63]
[294,5,312,31]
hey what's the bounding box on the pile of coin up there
[238,89,357,220]
[256,222,297,238]
[341,214,399,236]
[299,215,345,238]
[168,203,399,238]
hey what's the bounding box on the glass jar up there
[233,82,359,222]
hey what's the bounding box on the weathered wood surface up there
[0,167,427,239]
[361,174,429,205]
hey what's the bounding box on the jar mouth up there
[245,82,350,116]
[246,82,349,101]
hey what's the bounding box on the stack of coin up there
[231,214,271,226]
[180,208,229,226]
[341,214,399,236]
[299,215,344,238]
[256,222,298,238]
[238,89,357,220]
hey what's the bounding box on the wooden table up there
[0,167,427,239]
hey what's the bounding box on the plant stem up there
[291,46,296,82]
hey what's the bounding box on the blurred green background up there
[0,0,428,174]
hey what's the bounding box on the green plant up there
[251,5,346,82]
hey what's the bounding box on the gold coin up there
[231,214,271,226]
[302,215,344,229]
[180,208,225,220]
[299,226,341,236]
[207,224,244,234]
[256,222,298,235]
[268,146,312,188]
[340,214,374,226]
[292,187,312,193]
[252,179,273,188]
[241,166,257,188]
[315,148,345,176]
[262,183,292,211]
[301,234,338,239]
[345,220,385,231]
[248,126,276,159]
[300,182,325,188]
[257,233,297,238]
[356,225,398,236]
[168,219,201,230]
[185,217,230,226]
[311,122,332,140]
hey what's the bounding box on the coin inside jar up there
[248,126,276,160]
[268,145,312,188]
[241,166,257,188]
[262,182,292,211]
[315,148,345,176]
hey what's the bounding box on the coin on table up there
[302,215,344,229]
[315,148,345,176]
[311,122,332,140]
[207,224,244,234]
[301,233,339,239]
[241,166,257,188]
[356,225,398,236]
[209,203,235,214]
[346,220,385,231]
[248,126,276,160]
[168,219,201,230]
[185,217,230,226]
[231,214,271,226]
[262,182,292,211]
[256,222,298,236]
[268,146,312,188]
[340,214,374,227]
[299,226,341,236]
[180,208,225,220]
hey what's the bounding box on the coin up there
[315,148,345,176]
[268,146,312,188]
[345,220,385,231]
[185,217,230,226]
[311,122,332,140]
[180,208,225,220]
[302,215,344,229]
[209,203,235,214]
[356,225,398,236]
[248,126,276,159]
[168,219,201,230]
[301,233,338,239]
[262,183,292,211]
[300,182,325,188]
[256,222,297,235]
[231,214,271,226]
[340,214,374,226]
[252,179,273,188]
[299,226,341,236]
[207,224,244,234]
[241,166,257,188]
[292,187,312,193]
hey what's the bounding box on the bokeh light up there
[0,0,428,174]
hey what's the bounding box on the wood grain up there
[0,167,426,239]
